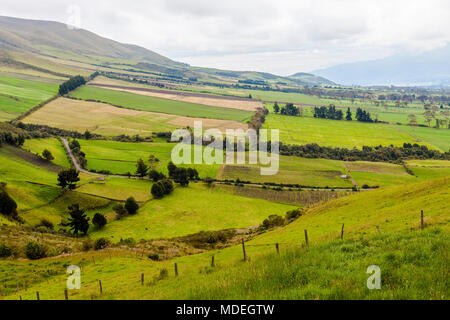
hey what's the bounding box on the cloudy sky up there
[1,0,449,75]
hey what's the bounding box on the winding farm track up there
[60,137,148,180]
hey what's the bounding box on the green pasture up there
[0,76,58,120]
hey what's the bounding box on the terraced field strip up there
[69,85,253,122]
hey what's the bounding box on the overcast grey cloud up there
[1,0,449,75]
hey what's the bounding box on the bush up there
[0,190,18,218]
[160,179,173,194]
[285,209,303,221]
[39,218,54,230]
[42,149,54,161]
[25,241,47,260]
[125,197,139,215]
[113,204,127,217]
[0,243,12,258]
[148,253,159,261]
[362,184,370,189]
[262,215,285,229]
[82,240,93,251]
[94,238,111,250]
[92,213,107,229]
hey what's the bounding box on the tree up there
[69,139,80,150]
[160,179,174,194]
[346,108,352,121]
[173,167,189,186]
[42,149,54,161]
[135,159,148,178]
[148,154,157,170]
[273,103,280,113]
[149,170,165,182]
[125,197,139,215]
[187,168,199,180]
[64,204,90,235]
[408,114,417,126]
[92,213,107,229]
[57,168,80,190]
[151,182,165,199]
[167,161,177,178]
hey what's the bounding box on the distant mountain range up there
[313,45,450,87]
[0,15,332,86]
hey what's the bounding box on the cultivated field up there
[220,156,352,188]
[89,76,263,111]
[22,97,247,136]
[69,86,253,122]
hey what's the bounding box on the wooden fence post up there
[141,273,144,285]
[174,263,178,277]
[242,239,247,262]
[376,226,381,234]
[275,243,279,254]
[341,223,344,240]
[211,255,215,268]
[304,229,309,246]
[36,291,40,300]
[92,256,95,265]
[64,289,68,300]
[19,295,22,300]
[421,210,424,230]
[98,280,103,294]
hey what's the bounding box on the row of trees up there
[0,183,19,222]
[248,107,268,131]
[355,108,373,122]
[58,75,86,95]
[273,103,302,116]
[272,142,450,162]
[313,105,344,120]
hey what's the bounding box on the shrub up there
[92,213,107,229]
[0,190,18,218]
[285,209,303,221]
[151,182,165,199]
[160,179,173,194]
[158,268,169,280]
[25,241,47,260]
[125,197,139,215]
[39,218,54,230]
[148,253,159,261]
[42,149,54,161]
[113,204,127,217]
[94,238,111,250]
[262,215,285,229]
[82,240,93,251]
[0,243,12,258]
[362,184,370,189]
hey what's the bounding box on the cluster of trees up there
[69,139,87,168]
[272,142,450,162]
[313,105,343,120]
[355,108,373,122]
[42,149,54,161]
[151,179,174,199]
[273,103,302,116]
[58,75,86,95]
[248,107,268,131]
[0,131,25,147]
[14,122,102,140]
[113,197,139,219]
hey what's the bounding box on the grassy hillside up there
[0,177,447,300]
[263,114,430,149]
